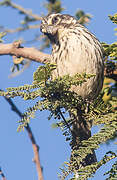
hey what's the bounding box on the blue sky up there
[0,1,117,180]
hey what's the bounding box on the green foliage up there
[104,160,117,179]
[44,0,64,14]
[109,13,117,24]
[75,10,91,25]
[0,64,94,132]
[33,63,56,84]
[60,152,117,180]
[78,152,117,180]
[102,12,117,101]
[102,13,117,71]
[102,42,117,60]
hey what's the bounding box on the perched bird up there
[40,13,104,166]
[40,13,104,100]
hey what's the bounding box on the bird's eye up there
[52,16,58,24]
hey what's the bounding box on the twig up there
[0,0,42,21]
[0,42,51,64]
[0,167,6,180]
[3,96,44,180]
[4,24,41,34]
[59,109,72,133]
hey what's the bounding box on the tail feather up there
[70,110,97,168]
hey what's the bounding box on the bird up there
[40,13,104,166]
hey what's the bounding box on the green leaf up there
[33,63,56,84]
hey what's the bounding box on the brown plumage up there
[40,13,104,166]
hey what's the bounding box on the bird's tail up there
[70,110,97,168]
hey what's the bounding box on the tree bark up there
[0,41,51,64]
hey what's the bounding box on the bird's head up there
[40,13,77,43]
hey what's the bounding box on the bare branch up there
[26,125,44,180]
[0,0,42,21]
[2,96,44,180]
[4,24,40,34]
[0,167,6,180]
[0,42,51,64]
